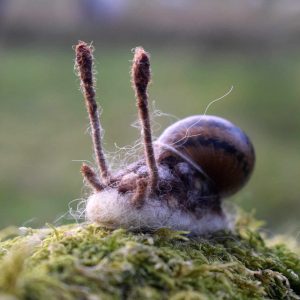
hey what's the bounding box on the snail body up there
[75,42,255,235]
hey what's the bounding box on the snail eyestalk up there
[75,41,110,184]
[131,178,148,208]
[81,164,105,192]
[131,47,158,191]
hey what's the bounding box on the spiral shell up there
[156,115,255,197]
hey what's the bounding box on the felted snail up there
[75,42,255,235]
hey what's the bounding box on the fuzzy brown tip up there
[132,47,151,92]
[75,41,94,86]
[81,164,105,192]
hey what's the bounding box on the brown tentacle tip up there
[75,41,94,86]
[75,41,94,58]
[132,47,151,91]
[81,164,105,192]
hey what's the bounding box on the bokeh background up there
[0,0,299,233]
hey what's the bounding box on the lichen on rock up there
[0,216,299,300]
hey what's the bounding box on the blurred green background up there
[0,1,299,233]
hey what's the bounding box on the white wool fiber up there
[86,189,231,235]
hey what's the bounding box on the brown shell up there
[156,115,255,197]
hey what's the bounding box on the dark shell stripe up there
[188,118,255,158]
[177,136,251,177]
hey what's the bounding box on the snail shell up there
[156,115,255,197]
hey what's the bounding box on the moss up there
[0,217,299,300]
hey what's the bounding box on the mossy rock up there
[0,216,299,300]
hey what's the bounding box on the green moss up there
[0,217,299,300]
